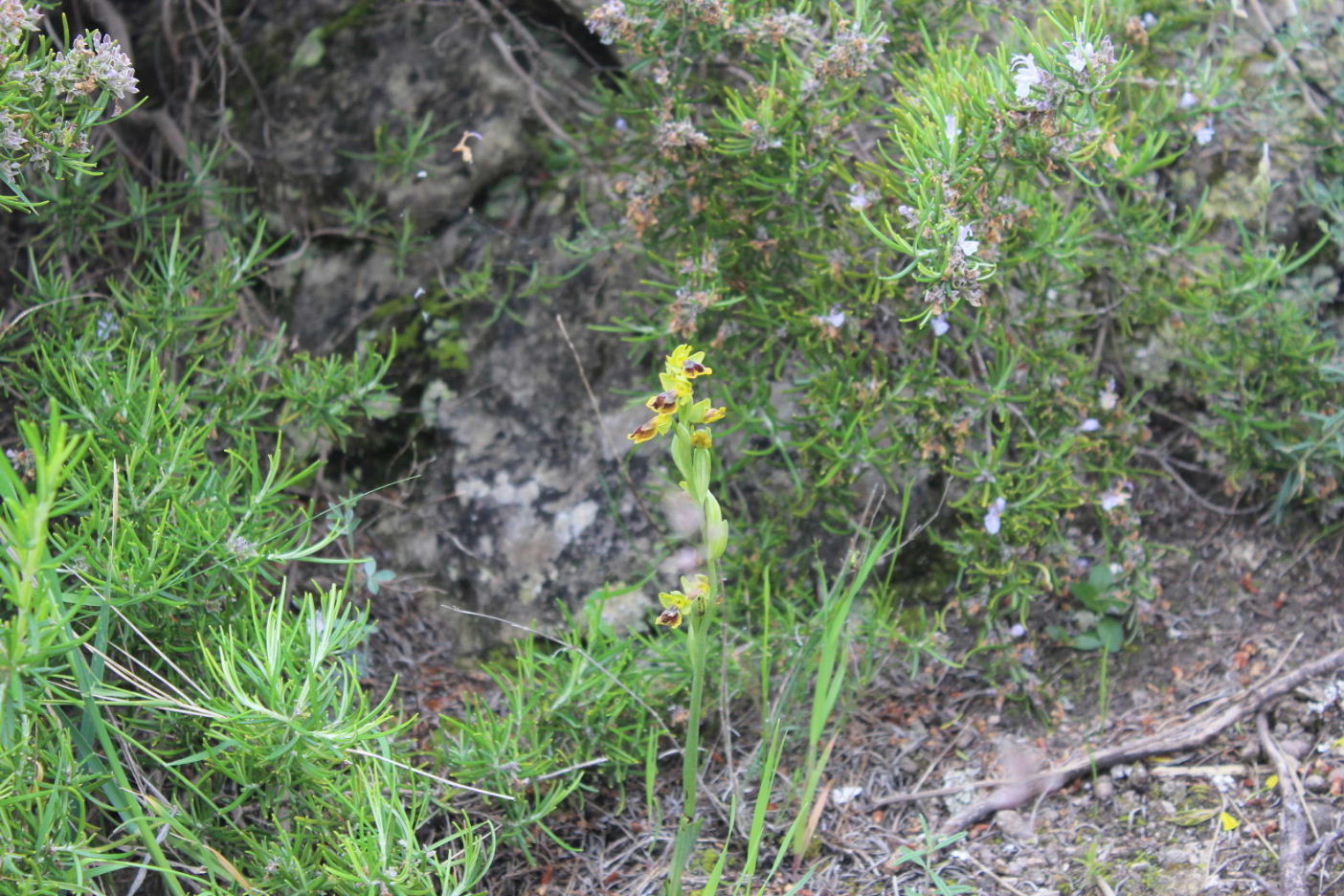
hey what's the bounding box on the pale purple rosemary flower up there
[984,497,1007,535]
[955,224,979,257]
[1065,41,1095,72]
[653,120,708,158]
[86,32,137,99]
[847,183,875,211]
[817,306,846,329]
[50,31,138,101]
[1063,36,1116,77]
[0,0,41,46]
[1099,481,1132,512]
[1010,54,1045,101]
[735,12,813,45]
[1098,378,1118,411]
[0,114,24,152]
[586,0,634,46]
[813,27,890,80]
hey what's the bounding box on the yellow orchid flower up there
[656,574,712,628]
[628,413,674,443]
[667,344,712,379]
[687,397,727,425]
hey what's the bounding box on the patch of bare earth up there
[458,479,1343,896]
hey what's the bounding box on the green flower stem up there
[681,600,708,811]
[668,497,723,896]
[667,608,706,896]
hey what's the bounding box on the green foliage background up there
[2,0,1342,892]
[588,0,1342,648]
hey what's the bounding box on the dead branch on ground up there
[1257,711,1309,896]
[865,644,1344,834]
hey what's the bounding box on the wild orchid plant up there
[628,344,729,894]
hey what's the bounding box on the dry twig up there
[876,645,1344,833]
[554,314,659,532]
[1257,712,1309,896]
[1244,0,1327,119]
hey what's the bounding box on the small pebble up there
[995,809,1035,842]
[1158,846,1190,867]
[1279,738,1312,760]
[1308,800,1337,830]
[1094,777,1115,800]
[1304,774,1328,794]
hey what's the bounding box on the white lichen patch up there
[457,471,541,506]
[553,500,597,546]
